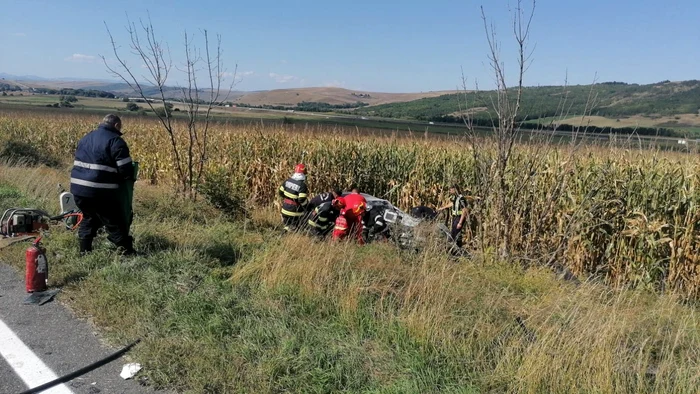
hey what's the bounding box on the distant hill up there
[41,81,247,101]
[0,74,247,100]
[0,79,35,90]
[234,87,460,107]
[0,74,459,106]
[4,73,700,129]
[354,81,700,124]
[0,73,111,83]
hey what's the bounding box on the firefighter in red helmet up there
[332,191,367,244]
[278,163,310,232]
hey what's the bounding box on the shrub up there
[197,168,247,219]
[0,139,61,167]
[60,95,78,103]
[154,106,172,117]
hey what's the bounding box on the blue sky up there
[1,0,698,92]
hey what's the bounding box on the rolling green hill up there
[355,80,700,124]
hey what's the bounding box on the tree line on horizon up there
[354,80,700,136]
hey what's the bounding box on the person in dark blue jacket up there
[70,114,136,255]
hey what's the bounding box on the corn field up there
[1,109,699,298]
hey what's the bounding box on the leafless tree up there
[462,0,605,262]
[102,15,237,199]
[466,0,536,256]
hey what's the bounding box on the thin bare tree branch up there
[102,14,235,199]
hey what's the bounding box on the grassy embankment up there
[0,164,698,394]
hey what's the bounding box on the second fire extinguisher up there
[26,236,48,293]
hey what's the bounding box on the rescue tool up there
[0,208,50,237]
[0,187,84,295]
[0,185,83,238]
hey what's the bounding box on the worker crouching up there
[306,189,343,238]
[362,205,389,243]
[332,192,366,244]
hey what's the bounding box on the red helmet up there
[343,193,366,219]
[294,163,307,174]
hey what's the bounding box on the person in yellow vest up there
[438,184,469,248]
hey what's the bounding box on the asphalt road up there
[0,263,168,394]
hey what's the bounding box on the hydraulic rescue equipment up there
[1,186,83,293]
[0,208,50,236]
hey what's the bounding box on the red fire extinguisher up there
[26,236,48,293]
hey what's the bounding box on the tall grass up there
[233,236,699,394]
[1,109,699,298]
[0,163,697,393]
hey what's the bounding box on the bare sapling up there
[465,0,536,258]
[102,14,237,199]
[467,0,607,270]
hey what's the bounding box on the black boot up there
[116,236,137,256]
[79,238,93,255]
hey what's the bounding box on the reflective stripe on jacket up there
[70,124,133,198]
[451,195,467,217]
[364,208,387,232]
[307,201,339,230]
[279,176,309,216]
[309,192,334,209]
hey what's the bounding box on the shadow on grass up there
[138,233,177,254]
[203,242,242,267]
[54,270,88,288]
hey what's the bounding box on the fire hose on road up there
[18,339,142,394]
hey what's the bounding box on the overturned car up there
[342,193,449,249]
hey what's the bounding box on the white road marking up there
[0,318,74,394]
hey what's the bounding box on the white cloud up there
[269,72,298,84]
[236,71,255,82]
[11,33,26,37]
[65,53,96,63]
[220,71,254,78]
[219,71,254,83]
[324,80,346,88]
